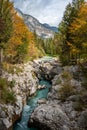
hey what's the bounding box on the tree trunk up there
[0,48,3,76]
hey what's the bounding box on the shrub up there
[73,101,83,111]
[5,91,16,103]
[3,62,23,74]
[81,72,87,89]
[2,62,14,74]
[80,63,87,77]
[0,78,16,104]
[55,79,61,85]
[9,80,16,88]
[82,80,87,89]
[0,78,8,90]
[60,55,69,66]
[61,71,72,80]
[58,83,74,101]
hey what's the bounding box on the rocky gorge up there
[0,57,87,130]
[28,58,87,130]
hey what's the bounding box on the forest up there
[0,0,87,100]
[0,0,87,69]
[0,0,87,130]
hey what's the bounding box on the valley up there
[0,0,87,130]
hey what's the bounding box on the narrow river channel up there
[13,79,51,130]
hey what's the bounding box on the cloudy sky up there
[12,0,72,27]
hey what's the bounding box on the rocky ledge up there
[33,56,62,80]
[28,64,87,130]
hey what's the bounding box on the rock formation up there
[28,63,87,130]
[0,62,39,130]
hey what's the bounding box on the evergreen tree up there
[58,0,84,65]
[69,2,87,61]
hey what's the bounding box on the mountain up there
[15,8,54,38]
[43,23,58,32]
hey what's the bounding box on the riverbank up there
[13,79,51,130]
[0,61,39,130]
[28,63,87,130]
[0,56,59,130]
[0,57,87,130]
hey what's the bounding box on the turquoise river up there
[13,79,51,130]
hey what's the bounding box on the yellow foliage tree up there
[6,12,42,63]
[69,2,87,61]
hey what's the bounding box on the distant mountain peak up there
[43,23,58,32]
[15,8,56,39]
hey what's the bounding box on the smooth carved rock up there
[38,84,46,89]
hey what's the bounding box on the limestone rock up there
[0,62,39,130]
[33,57,62,80]
[78,110,87,129]
[38,84,46,89]
[37,99,47,104]
[28,103,71,130]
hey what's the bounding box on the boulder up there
[33,57,63,80]
[37,99,47,104]
[78,110,87,129]
[38,85,46,89]
[28,103,71,130]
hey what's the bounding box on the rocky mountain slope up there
[43,23,58,32]
[16,8,55,38]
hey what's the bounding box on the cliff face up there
[0,62,39,130]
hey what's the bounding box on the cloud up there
[12,0,72,26]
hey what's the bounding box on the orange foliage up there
[69,2,87,36]
[7,13,33,55]
[68,2,87,59]
[6,9,42,62]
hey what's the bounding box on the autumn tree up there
[6,14,30,63]
[58,0,84,65]
[0,0,13,75]
[69,2,87,61]
[58,3,76,64]
[6,13,43,63]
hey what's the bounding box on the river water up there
[13,79,51,130]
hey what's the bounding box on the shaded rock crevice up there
[33,57,62,81]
